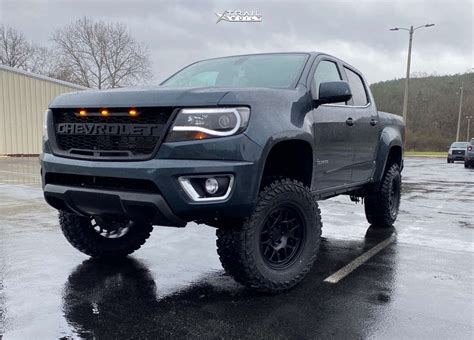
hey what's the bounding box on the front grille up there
[52,108,174,159]
[452,150,465,155]
[45,173,160,193]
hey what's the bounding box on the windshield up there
[451,142,469,148]
[161,54,308,89]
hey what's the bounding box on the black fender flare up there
[372,126,404,184]
[253,131,314,191]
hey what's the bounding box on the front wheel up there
[364,163,402,228]
[59,211,153,258]
[216,179,322,293]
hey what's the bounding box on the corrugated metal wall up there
[0,65,84,155]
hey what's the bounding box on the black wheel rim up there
[259,205,305,270]
[389,177,400,217]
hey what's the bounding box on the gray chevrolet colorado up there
[41,52,404,292]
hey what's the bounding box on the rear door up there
[343,66,380,182]
[311,58,355,191]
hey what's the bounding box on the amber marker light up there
[129,109,138,116]
[194,132,208,140]
[79,110,87,116]
[101,109,109,116]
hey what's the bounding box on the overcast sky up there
[0,0,472,84]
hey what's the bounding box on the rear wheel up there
[59,211,153,258]
[364,163,402,228]
[216,178,321,293]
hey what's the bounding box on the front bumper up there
[44,184,187,227]
[41,152,261,226]
[448,154,465,161]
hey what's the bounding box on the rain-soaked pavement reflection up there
[0,157,473,338]
[61,227,396,339]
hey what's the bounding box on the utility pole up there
[466,115,473,141]
[456,84,464,142]
[390,24,435,125]
[402,26,414,123]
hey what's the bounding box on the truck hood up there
[49,86,232,108]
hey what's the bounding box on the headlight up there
[166,107,250,142]
[43,109,51,141]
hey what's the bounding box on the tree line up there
[0,17,151,89]
[370,72,474,151]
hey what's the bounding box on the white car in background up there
[447,142,469,163]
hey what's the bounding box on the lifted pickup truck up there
[41,52,404,292]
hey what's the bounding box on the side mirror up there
[314,81,352,105]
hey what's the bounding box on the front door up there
[311,59,355,191]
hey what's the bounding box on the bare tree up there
[0,25,33,69]
[27,46,59,76]
[0,25,60,77]
[52,17,152,89]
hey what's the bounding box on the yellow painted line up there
[324,234,396,284]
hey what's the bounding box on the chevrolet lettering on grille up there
[56,123,162,136]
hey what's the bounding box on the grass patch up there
[405,151,447,157]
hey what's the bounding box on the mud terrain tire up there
[364,163,402,228]
[216,179,322,293]
[59,211,153,258]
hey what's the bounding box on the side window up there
[344,67,369,106]
[313,60,342,94]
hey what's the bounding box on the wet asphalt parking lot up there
[0,157,473,339]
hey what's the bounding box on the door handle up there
[370,119,377,126]
[346,117,354,126]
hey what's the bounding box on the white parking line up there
[0,170,38,177]
[323,234,396,284]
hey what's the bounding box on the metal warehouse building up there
[0,65,85,155]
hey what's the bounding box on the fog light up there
[205,178,219,194]
[179,175,234,201]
